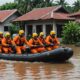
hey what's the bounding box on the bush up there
[62,21,80,44]
[9,25,20,36]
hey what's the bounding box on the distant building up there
[69,11,80,23]
[14,6,74,38]
[0,9,21,33]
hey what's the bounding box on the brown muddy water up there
[0,45,80,80]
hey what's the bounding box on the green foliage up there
[9,25,20,36]
[55,0,68,6]
[0,0,79,14]
[73,0,80,12]
[64,6,73,13]
[62,21,80,44]
[0,3,17,10]
[14,0,54,14]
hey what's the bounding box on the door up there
[27,25,32,35]
[36,25,42,34]
[46,24,53,36]
[56,24,63,38]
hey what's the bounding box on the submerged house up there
[0,9,21,32]
[14,6,74,37]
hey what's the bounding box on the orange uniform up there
[29,38,46,54]
[2,38,14,53]
[13,36,30,54]
[45,35,60,51]
[38,36,46,45]
[0,36,3,53]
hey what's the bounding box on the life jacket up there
[2,38,12,47]
[39,37,46,45]
[0,37,3,44]
[14,36,25,46]
[48,35,60,45]
[32,38,40,45]
[6,38,12,45]
[48,35,55,44]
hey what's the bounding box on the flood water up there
[0,45,80,80]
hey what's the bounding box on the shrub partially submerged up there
[62,21,80,44]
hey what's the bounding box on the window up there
[46,24,53,36]
[36,25,42,34]
[4,26,9,31]
[56,24,63,38]
[27,25,32,35]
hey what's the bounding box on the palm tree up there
[73,0,80,12]
[44,0,54,7]
[56,0,68,6]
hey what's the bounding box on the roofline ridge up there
[17,5,62,20]
[1,9,18,22]
[39,6,62,19]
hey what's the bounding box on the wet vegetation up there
[62,21,80,44]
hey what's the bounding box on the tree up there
[55,0,68,6]
[73,0,80,12]
[15,0,32,14]
[62,21,80,44]
[64,6,73,13]
[14,0,54,14]
[0,3,17,10]
[43,0,54,7]
[9,25,20,36]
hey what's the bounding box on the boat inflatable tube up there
[0,47,73,62]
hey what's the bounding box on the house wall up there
[25,20,57,37]
[0,13,20,33]
[24,19,67,38]
[0,24,4,32]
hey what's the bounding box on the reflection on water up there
[0,45,80,80]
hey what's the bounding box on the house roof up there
[41,12,74,20]
[69,11,80,17]
[0,9,18,22]
[76,19,80,23]
[14,6,74,22]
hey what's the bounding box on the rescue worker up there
[38,32,46,45]
[0,32,3,53]
[13,30,30,54]
[2,32,14,53]
[45,31,60,51]
[29,33,46,54]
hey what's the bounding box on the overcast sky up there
[0,0,77,6]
